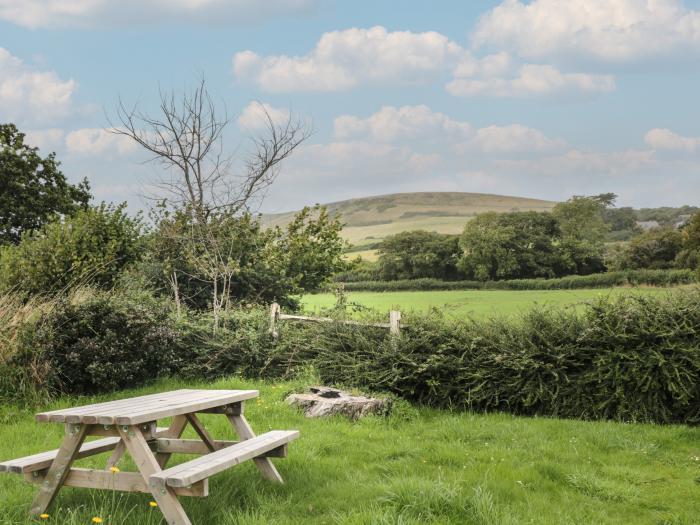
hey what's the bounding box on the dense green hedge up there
[339,269,696,292]
[4,288,699,424]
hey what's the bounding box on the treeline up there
[3,287,698,424]
[342,194,700,283]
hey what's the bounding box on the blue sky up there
[2,0,700,213]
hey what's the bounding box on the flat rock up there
[286,386,389,420]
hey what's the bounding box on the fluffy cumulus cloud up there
[0,48,77,124]
[234,26,468,92]
[644,128,700,152]
[334,105,565,154]
[237,101,291,129]
[65,128,137,157]
[0,0,317,28]
[472,0,700,62]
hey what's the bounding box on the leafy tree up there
[611,227,683,270]
[377,230,461,280]
[552,196,609,275]
[458,211,564,281]
[0,123,91,244]
[0,203,143,295]
[675,211,700,269]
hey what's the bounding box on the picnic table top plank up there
[35,389,259,425]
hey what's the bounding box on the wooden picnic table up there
[0,389,299,525]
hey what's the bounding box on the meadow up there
[0,377,698,525]
[302,287,676,318]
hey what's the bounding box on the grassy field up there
[302,287,676,319]
[0,377,698,524]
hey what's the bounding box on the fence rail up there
[269,302,401,338]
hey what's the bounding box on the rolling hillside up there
[263,192,557,258]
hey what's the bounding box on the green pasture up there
[302,287,678,318]
[0,377,698,524]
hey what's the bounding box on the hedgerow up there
[3,288,699,424]
[339,269,696,292]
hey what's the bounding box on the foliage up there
[458,211,564,281]
[335,269,696,292]
[0,204,144,296]
[0,123,91,244]
[610,227,684,270]
[146,205,345,310]
[552,196,608,275]
[377,230,461,280]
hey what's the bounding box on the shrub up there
[0,203,143,296]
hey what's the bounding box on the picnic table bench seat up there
[151,430,299,488]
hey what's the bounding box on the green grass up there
[0,377,698,524]
[302,287,677,319]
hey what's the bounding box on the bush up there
[339,269,696,292]
[0,203,143,296]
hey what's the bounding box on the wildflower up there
[39,514,49,520]
[149,501,158,508]
[91,518,103,524]
[109,466,120,473]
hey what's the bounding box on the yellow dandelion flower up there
[148,501,158,508]
[39,514,49,520]
[109,466,120,473]
[91,518,103,524]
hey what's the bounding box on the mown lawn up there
[0,377,698,524]
[302,287,677,318]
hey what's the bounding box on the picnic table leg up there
[118,425,191,525]
[185,413,217,452]
[156,415,188,468]
[29,423,89,517]
[226,411,284,483]
[105,440,126,470]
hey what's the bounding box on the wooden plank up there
[279,313,391,329]
[150,431,299,488]
[36,390,259,425]
[155,415,188,469]
[29,423,89,516]
[118,425,192,525]
[184,414,216,453]
[228,414,285,483]
[27,468,208,497]
[1,436,121,475]
[155,438,287,457]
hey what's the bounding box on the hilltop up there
[262,192,557,256]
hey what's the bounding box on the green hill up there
[263,192,557,259]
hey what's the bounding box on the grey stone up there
[286,387,390,420]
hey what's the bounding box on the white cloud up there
[644,128,700,152]
[334,105,565,154]
[0,0,317,28]
[473,124,566,153]
[23,128,66,152]
[65,128,137,157]
[447,62,615,97]
[334,105,472,142]
[234,26,469,92]
[0,48,77,124]
[238,101,291,129]
[473,0,700,62]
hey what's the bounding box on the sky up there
[1,0,700,214]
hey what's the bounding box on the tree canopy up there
[0,123,91,244]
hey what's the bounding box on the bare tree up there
[110,79,310,329]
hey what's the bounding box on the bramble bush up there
[3,288,699,424]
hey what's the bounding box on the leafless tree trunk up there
[110,78,310,329]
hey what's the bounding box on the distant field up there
[302,287,675,318]
[263,192,556,250]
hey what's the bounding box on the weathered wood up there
[104,440,126,471]
[27,468,208,497]
[185,413,216,453]
[279,313,391,329]
[227,414,285,483]
[29,423,89,516]
[1,436,120,474]
[154,438,288,457]
[155,415,188,469]
[389,310,401,336]
[118,425,192,525]
[150,431,299,489]
[36,389,259,425]
[269,302,280,338]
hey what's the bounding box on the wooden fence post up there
[389,310,401,337]
[269,302,280,339]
